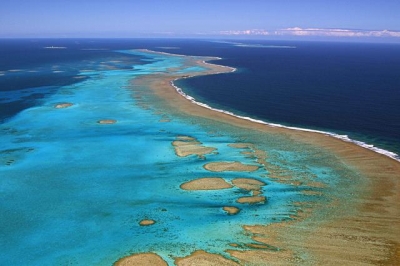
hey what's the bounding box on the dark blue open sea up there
[0,38,399,264]
[174,40,400,158]
[2,39,399,157]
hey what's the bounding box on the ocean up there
[2,39,399,158]
[0,38,398,264]
[174,40,400,158]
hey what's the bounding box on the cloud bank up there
[219,27,400,38]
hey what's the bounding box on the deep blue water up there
[174,40,400,157]
[2,39,399,158]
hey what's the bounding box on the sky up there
[1,0,400,41]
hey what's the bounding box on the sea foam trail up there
[171,76,400,163]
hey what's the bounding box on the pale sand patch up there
[227,249,297,265]
[223,206,240,215]
[180,177,232,190]
[54,102,73,108]
[175,250,239,266]
[237,196,266,204]
[232,143,270,176]
[232,178,265,191]
[204,161,259,172]
[139,219,155,226]
[241,151,255,158]
[115,253,167,266]
[306,181,326,188]
[237,195,400,265]
[172,136,216,157]
[301,190,322,196]
[176,145,216,157]
[229,143,269,165]
[230,143,297,191]
[228,143,253,149]
[227,206,313,265]
[98,119,117,124]
[245,243,276,250]
[176,136,196,141]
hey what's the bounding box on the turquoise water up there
[0,49,357,265]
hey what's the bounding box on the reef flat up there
[125,49,400,264]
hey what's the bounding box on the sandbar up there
[175,250,239,266]
[172,136,216,157]
[115,253,167,266]
[236,196,266,204]
[54,102,73,108]
[176,136,196,141]
[223,206,240,215]
[231,178,265,191]
[139,219,155,226]
[203,161,259,172]
[228,143,254,149]
[180,177,232,190]
[97,119,117,124]
[245,243,277,250]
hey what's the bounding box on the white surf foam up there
[136,49,399,163]
[171,75,400,163]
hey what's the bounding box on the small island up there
[97,119,117,124]
[139,219,156,226]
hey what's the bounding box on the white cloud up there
[219,29,270,35]
[279,27,400,37]
[218,27,400,38]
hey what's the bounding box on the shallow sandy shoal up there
[172,141,216,157]
[175,250,239,266]
[236,196,266,204]
[223,206,240,215]
[97,119,117,124]
[172,136,216,157]
[176,136,196,141]
[139,219,155,226]
[55,102,73,108]
[231,178,265,191]
[204,161,259,172]
[180,177,232,190]
[115,252,167,266]
[228,143,253,149]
